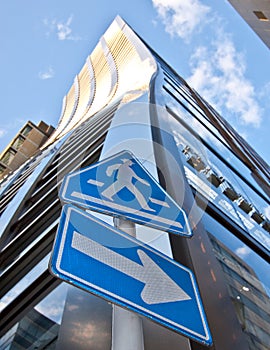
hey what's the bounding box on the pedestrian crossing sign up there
[59,150,192,237]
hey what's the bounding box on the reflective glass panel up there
[204,213,270,350]
[0,283,68,349]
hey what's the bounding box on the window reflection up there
[1,150,16,167]
[204,214,270,350]
[164,86,267,197]
[168,108,270,251]
[11,136,25,151]
[0,284,68,350]
[21,125,33,137]
[0,255,49,312]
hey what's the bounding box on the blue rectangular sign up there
[49,204,212,346]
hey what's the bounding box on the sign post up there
[112,218,144,350]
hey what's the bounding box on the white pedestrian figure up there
[101,159,155,212]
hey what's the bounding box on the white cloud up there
[0,128,7,138]
[38,66,55,80]
[152,0,210,41]
[57,15,73,40]
[259,81,270,106]
[152,0,263,128]
[187,32,262,127]
[67,304,79,312]
[235,246,250,258]
[43,15,82,41]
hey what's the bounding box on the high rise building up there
[0,16,269,350]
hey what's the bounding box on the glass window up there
[167,109,270,249]
[0,165,6,175]
[1,150,16,166]
[164,87,268,198]
[0,255,49,312]
[204,213,270,350]
[11,136,25,150]
[21,125,33,137]
[0,283,68,349]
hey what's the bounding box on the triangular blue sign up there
[60,150,192,237]
[50,204,212,346]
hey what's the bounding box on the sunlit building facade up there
[0,16,269,350]
[0,121,54,181]
[228,0,270,49]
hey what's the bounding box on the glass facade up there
[156,60,270,349]
[204,213,270,350]
[0,16,269,350]
[0,284,68,350]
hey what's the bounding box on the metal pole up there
[111,217,144,350]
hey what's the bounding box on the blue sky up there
[1,0,269,164]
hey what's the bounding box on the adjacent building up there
[228,0,270,49]
[0,16,269,350]
[0,121,54,181]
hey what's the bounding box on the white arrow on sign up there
[71,231,191,305]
